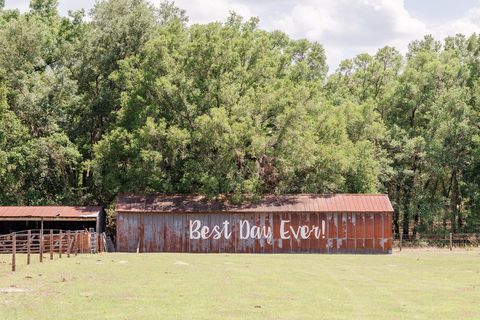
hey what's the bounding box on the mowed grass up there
[1,249,480,320]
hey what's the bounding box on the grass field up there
[1,249,479,320]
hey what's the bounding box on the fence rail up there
[1,229,108,271]
[396,232,480,250]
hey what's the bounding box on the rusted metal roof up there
[116,194,394,213]
[0,206,102,219]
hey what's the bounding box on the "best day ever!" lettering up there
[189,219,326,242]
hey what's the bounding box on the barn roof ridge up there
[115,193,394,213]
[0,205,103,208]
[0,206,103,219]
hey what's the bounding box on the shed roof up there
[0,206,103,220]
[116,194,394,213]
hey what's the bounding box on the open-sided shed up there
[116,194,394,254]
[0,206,105,235]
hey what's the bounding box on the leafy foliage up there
[0,0,479,234]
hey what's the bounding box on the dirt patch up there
[80,292,95,297]
[0,288,32,293]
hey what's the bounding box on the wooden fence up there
[396,232,480,251]
[0,229,108,271]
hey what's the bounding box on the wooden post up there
[75,231,78,256]
[67,231,71,258]
[12,233,16,272]
[97,234,101,253]
[449,232,453,251]
[27,230,31,265]
[59,231,62,258]
[80,231,83,254]
[40,218,44,262]
[50,230,53,260]
[102,232,107,253]
[399,232,403,252]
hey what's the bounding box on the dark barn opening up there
[0,220,97,235]
[0,206,106,235]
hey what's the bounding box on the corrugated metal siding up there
[116,211,393,254]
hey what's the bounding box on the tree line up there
[0,0,479,237]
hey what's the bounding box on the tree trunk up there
[394,211,400,239]
[402,181,413,240]
[412,209,419,239]
[393,186,401,239]
[450,170,459,234]
[457,212,463,232]
[402,210,410,240]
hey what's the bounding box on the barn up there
[115,194,394,254]
[0,206,106,235]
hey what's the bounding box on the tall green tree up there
[0,0,478,235]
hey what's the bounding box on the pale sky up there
[4,0,480,71]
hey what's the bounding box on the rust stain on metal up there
[116,194,394,213]
[116,194,394,254]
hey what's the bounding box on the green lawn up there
[1,249,479,320]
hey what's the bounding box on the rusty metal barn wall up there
[116,212,392,254]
